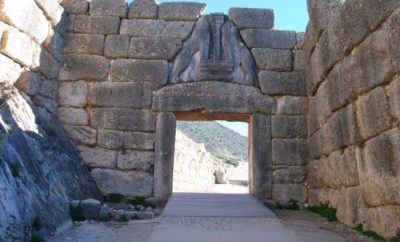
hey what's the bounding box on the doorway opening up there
[172,120,249,194]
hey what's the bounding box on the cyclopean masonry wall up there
[305,0,400,239]
[59,0,307,204]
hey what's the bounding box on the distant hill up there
[176,121,248,165]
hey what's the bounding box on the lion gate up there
[58,0,308,203]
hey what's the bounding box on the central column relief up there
[171,14,257,85]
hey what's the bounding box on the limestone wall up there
[305,0,400,239]
[59,0,308,203]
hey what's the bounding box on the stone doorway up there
[153,109,273,200]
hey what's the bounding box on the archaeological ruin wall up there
[305,0,400,239]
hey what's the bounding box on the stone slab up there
[104,35,130,59]
[61,0,89,14]
[229,8,274,30]
[89,0,127,17]
[63,34,105,55]
[259,71,306,96]
[128,0,158,19]
[128,37,182,61]
[58,81,88,108]
[158,2,206,21]
[117,150,154,171]
[59,54,110,81]
[71,15,120,34]
[241,29,296,49]
[0,54,21,85]
[251,48,292,71]
[272,139,309,166]
[78,146,117,169]
[272,115,307,138]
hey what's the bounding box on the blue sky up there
[132,0,309,137]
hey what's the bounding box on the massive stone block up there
[97,129,124,149]
[272,115,307,138]
[153,82,276,114]
[272,139,308,166]
[89,82,152,108]
[34,0,63,26]
[117,151,154,171]
[63,34,105,55]
[259,71,306,96]
[273,166,307,184]
[229,8,274,30]
[276,96,308,115]
[251,48,292,71]
[59,54,110,81]
[57,108,88,126]
[17,72,41,95]
[64,126,97,146]
[0,0,49,43]
[58,81,88,108]
[1,29,35,66]
[104,35,130,59]
[89,0,127,18]
[272,184,307,204]
[91,108,156,132]
[78,146,116,169]
[91,169,153,197]
[61,0,89,14]
[158,2,206,21]
[37,78,57,99]
[388,77,400,119]
[356,87,393,139]
[0,54,21,85]
[128,0,158,19]
[33,47,60,80]
[120,19,194,39]
[308,146,359,189]
[336,186,368,228]
[70,15,120,34]
[154,112,176,198]
[124,132,155,150]
[240,29,296,49]
[128,38,182,61]
[249,114,272,199]
[110,59,168,85]
[356,128,400,206]
[365,206,400,241]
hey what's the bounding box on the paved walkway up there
[148,193,303,242]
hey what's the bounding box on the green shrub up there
[115,214,128,222]
[70,204,84,222]
[106,193,124,203]
[126,196,154,209]
[308,204,337,222]
[31,235,45,242]
[353,224,385,241]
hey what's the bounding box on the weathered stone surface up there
[272,139,308,166]
[128,38,182,61]
[365,206,400,241]
[64,126,97,146]
[91,108,156,132]
[388,77,400,119]
[57,108,88,126]
[97,129,123,149]
[241,29,296,49]
[272,184,307,204]
[128,0,158,19]
[390,10,400,74]
[104,35,129,59]
[64,34,105,55]
[78,146,116,168]
[33,95,57,114]
[153,82,276,114]
[171,16,257,86]
[117,151,154,171]
[39,79,58,100]
[276,96,308,115]
[293,50,306,71]
[296,32,305,49]
[89,82,152,108]
[34,0,63,26]
[308,146,359,189]
[0,54,21,85]
[0,0,49,43]
[33,47,60,80]
[91,169,153,197]
[59,54,110,81]
[251,48,292,71]
[328,189,344,209]
[124,132,155,150]
[71,15,120,34]
[120,19,194,39]
[44,29,64,61]
[110,59,168,85]
[356,128,400,206]
[58,81,88,108]
[90,0,127,17]
[308,188,329,207]
[17,72,41,95]
[272,116,307,138]
[273,167,307,184]
[61,0,89,14]
[79,199,101,220]
[229,8,274,30]
[249,114,272,199]
[1,29,34,66]
[336,186,368,228]
[154,112,176,198]
[259,71,306,96]
[158,2,206,21]
[357,87,392,139]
